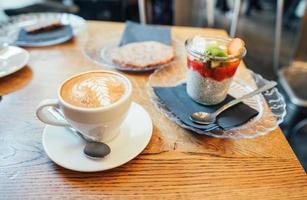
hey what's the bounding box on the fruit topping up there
[227,38,245,56]
[187,56,240,82]
[187,36,245,81]
[206,44,227,58]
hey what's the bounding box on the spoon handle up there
[215,81,277,116]
[48,107,97,142]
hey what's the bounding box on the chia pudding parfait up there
[185,36,246,105]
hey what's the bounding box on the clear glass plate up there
[0,12,86,46]
[147,64,286,139]
[83,31,183,72]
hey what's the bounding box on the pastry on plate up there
[111,41,175,68]
[25,20,63,34]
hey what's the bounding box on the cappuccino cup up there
[36,70,132,142]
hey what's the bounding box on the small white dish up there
[42,102,153,172]
[0,46,29,78]
[0,13,86,47]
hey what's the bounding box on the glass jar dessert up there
[185,36,246,105]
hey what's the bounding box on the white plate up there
[0,12,86,47]
[0,46,29,78]
[42,102,153,172]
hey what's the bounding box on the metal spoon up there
[67,126,111,159]
[49,108,111,159]
[190,81,277,125]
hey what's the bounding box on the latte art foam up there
[61,72,126,108]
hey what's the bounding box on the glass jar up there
[185,36,246,105]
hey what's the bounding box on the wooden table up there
[0,21,306,199]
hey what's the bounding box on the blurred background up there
[1,0,307,170]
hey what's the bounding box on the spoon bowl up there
[84,141,111,159]
[67,126,111,159]
[190,112,216,125]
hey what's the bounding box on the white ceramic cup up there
[36,70,132,142]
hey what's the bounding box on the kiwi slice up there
[206,45,227,58]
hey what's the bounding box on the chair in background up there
[138,0,146,24]
[138,0,242,37]
[278,3,307,137]
[273,0,284,74]
[3,0,78,16]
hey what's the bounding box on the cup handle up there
[36,99,70,127]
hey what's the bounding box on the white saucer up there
[0,46,29,78]
[42,102,153,172]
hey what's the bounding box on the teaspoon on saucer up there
[67,126,111,159]
[190,81,277,125]
[49,108,111,159]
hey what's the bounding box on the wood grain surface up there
[0,21,306,200]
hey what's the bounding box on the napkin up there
[119,21,171,46]
[154,83,259,131]
[16,25,73,45]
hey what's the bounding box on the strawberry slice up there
[225,60,240,78]
[187,57,203,71]
[212,66,228,81]
[187,57,213,78]
[227,38,245,56]
[201,63,213,78]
